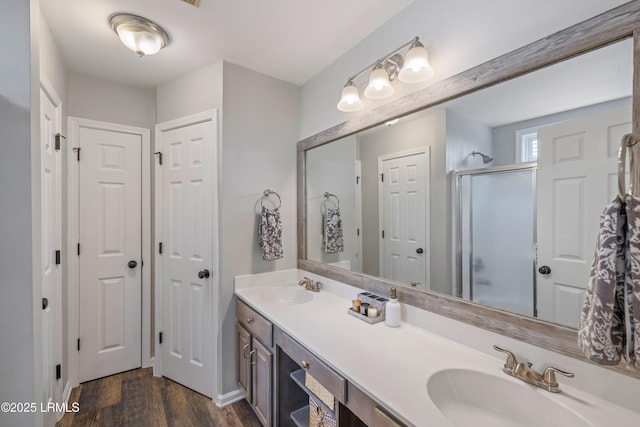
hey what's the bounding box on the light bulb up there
[337,81,363,112]
[364,67,394,99]
[398,41,433,83]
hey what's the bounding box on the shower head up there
[471,151,494,164]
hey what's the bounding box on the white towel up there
[578,196,640,369]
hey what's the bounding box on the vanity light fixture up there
[337,36,433,112]
[109,13,169,57]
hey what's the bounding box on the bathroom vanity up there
[235,269,640,427]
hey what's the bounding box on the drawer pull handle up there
[247,317,254,324]
[243,344,250,359]
[301,360,310,370]
[250,349,257,366]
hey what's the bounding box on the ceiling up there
[40,0,414,88]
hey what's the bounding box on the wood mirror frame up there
[297,2,640,379]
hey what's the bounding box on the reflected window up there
[516,127,538,163]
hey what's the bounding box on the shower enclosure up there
[455,163,537,317]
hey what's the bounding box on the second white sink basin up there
[427,369,591,427]
[259,285,314,305]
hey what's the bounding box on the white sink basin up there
[427,369,591,427]
[258,285,314,305]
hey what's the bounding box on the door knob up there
[128,260,137,269]
[416,248,424,254]
[42,298,49,310]
[198,269,210,279]
[538,265,551,275]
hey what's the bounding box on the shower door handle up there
[538,265,551,275]
[416,248,424,254]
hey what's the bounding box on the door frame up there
[377,147,430,287]
[66,117,151,388]
[40,75,65,420]
[153,110,219,400]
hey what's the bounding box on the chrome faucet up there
[493,345,574,393]
[298,277,322,292]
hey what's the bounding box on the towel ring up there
[261,189,281,209]
[618,133,640,200]
[323,192,340,211]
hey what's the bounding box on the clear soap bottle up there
[385,287,401,327]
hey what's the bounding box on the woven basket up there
[305,373,335,410]
[309,396,337,427]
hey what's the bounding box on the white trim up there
[66,117,152,388]
[377,147,431,289]
[154,110,219,400]
[214,389,245,407]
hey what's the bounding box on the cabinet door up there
[237,323,252,399]
[252,338,272,426]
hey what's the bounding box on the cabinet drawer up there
[237,299,272,347]
[275,328,346,403]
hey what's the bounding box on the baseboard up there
[56,381,73,421]
[214,389,245,407]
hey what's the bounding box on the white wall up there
[219,62,299,393]
[0,1,40,426]
[299,0,628,140]
[306,137,358,270]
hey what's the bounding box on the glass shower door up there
[458,166,536,317]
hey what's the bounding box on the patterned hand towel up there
[323,207,344,254]
[258,206,283,261]
[624,196,640,368]
[578,198,626,365]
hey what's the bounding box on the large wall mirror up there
[298,2,640,376]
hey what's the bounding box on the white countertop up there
[234,269,639,427]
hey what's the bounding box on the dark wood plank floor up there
[56,368,261,427]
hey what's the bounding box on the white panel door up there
[78,125,142,382]
[159,118,215,397]
[537,105,631,327]
[40,86,62,426]
[380,150,429,289]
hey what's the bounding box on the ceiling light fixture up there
[337,36,433,112]
[109,13,169,57]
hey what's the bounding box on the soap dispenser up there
[385,288,401,327]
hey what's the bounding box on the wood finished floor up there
[56,368,261,427]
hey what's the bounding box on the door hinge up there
[159,242,163,254]
[154,151,163,165]
[54,133,65,151]
[55,250,61,265]
[55,364,61,380]
[356,176,360,184]
[357,228,360,236]
[72,147,81,161]
[159,332,163,344]
[77,338,80,351]
[77,243,80,256]
[381,173,384,182]
[382,230,385,238]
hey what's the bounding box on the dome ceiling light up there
[109,13,169,57]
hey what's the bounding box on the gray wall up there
[356,110,446,289]
[306,136,358,270]
[219,62,299,394]
[299,0,627,140]
[0,1,39,426]
[68,71,156,129]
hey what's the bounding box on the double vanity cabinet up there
[236,299,405,427]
